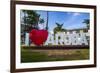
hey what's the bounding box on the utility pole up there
[46,11,48,30]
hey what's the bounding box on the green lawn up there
[21,48,89,63]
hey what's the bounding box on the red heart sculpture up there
[29,29,48,46]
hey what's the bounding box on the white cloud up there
[73,13,80,16]
[67,12,80,16]
[38,24,45,30]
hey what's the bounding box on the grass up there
[21,48,89,63]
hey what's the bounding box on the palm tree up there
[53,22,66,34]
[83,19,90,29]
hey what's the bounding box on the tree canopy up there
[22,10,45,32]
[83,19,90,29]
[53,22,66,34]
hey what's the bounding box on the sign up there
[25,30,89,46]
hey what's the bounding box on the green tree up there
[39,18,45,24]
[83,19,90,29]
[53,22,66,34]
[21,10,45,45]
[22,10,45,32]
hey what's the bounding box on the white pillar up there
[25,33,29,46]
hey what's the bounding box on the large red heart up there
[29,29,48,46]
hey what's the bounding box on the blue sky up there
[37,10,90,31]
[21,10,90,32]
